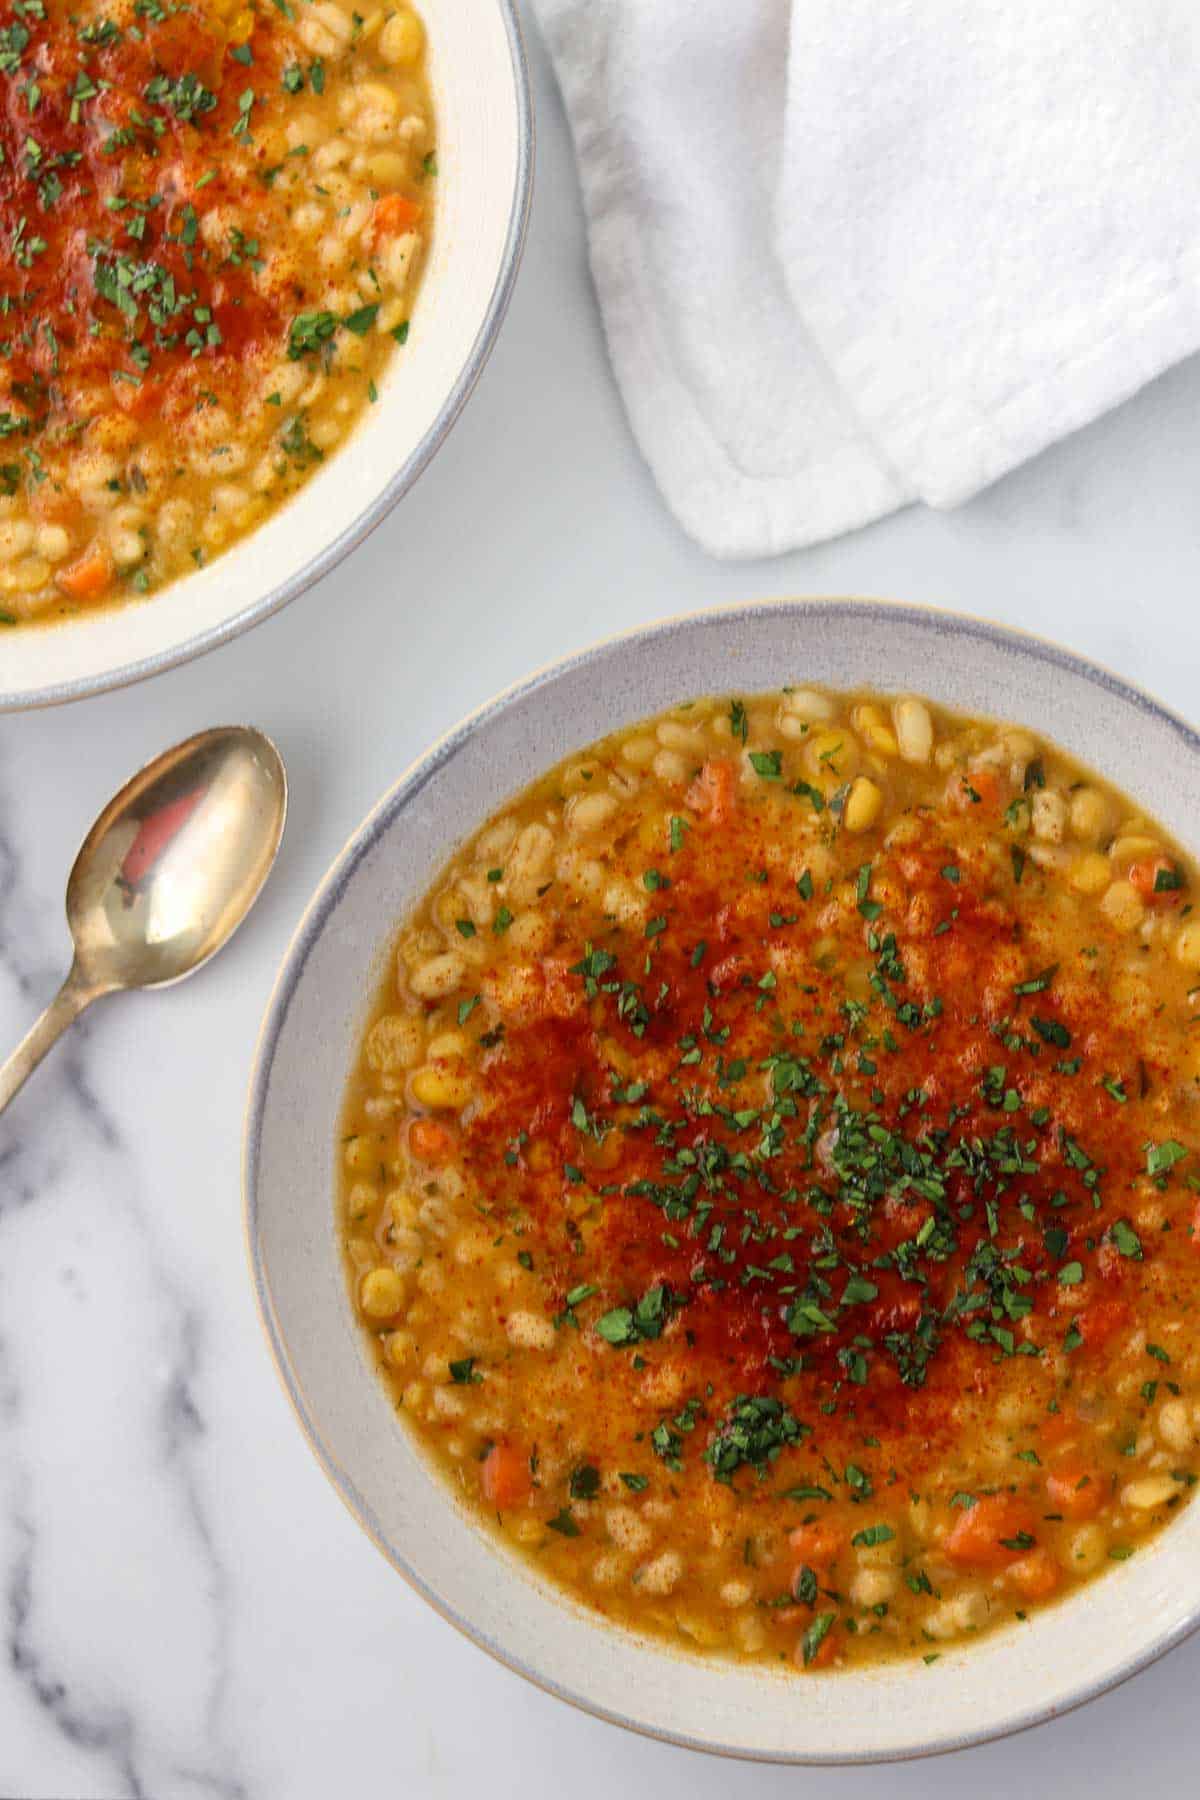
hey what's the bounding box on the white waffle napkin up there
[532,0,1200,558]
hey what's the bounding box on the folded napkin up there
[532,0,1200,557]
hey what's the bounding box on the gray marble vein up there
[0,763,250,1800]
[7,1507,148,1800]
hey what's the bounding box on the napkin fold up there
[533,0,1200,557]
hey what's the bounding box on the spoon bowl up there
[0,725,286,1115]
[68,726,288,995]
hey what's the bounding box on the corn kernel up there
[380,7,424,65]
[1099,879,1145,933]
[410,1065,474,1110]
[843,776,883,834]
[360,1267,405,1319]
[1069,851,1111,895]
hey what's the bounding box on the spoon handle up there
[0,967,96,1118]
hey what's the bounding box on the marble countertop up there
[4,24,1200,1800]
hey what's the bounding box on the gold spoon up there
[0,725,287,1116]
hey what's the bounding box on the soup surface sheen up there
[341,688,1200,1671]
[0,0,432,624]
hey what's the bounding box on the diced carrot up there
[946,768,1003,813]
[792,1619,839,1670]
[788,1521,845,1572]
[1045,1461,1103,1519]
[371,192,423,238]
[481,1441,532,1510]
[1129,857,1184,903]
[1190,1196,1200,1249]
[56,544,113,602]
[1007,1548,1061,1601]
[1037,1406,1080,1450]
[685,758,737,825]
[945,1495,1037,1569]
[408,1117,455,1165]
[1076,1295,1130,1350]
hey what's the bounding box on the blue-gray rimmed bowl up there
[244,598,1200,1763]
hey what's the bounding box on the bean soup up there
[340,689,1200,1671]
[0,0,433,623]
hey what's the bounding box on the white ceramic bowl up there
[1,0,532,713]
[245,600,1200,1763]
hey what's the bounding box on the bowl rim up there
[243,595,1200,1764]
[7,0,534,714]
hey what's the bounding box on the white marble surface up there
[4,21,1200,1800]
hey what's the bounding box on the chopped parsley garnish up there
[705,1395,806,1483]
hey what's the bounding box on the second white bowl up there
[1,0,533,712]
[245,599,1200,1763]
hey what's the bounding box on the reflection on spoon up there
[0,725,287,1116]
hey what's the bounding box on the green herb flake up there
[801,1611,836,1667]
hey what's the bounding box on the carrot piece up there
[1007,1548,1061,1601]
[1129,857,1183,903]
[684,758,737,824]
[481,1442,532,1510]
[408,1117,455,1165]
[1045,1462,1103,1519]
[1076,1295,1130,1350]
[56,544,113,602]
[1037,1408,1080,1451]
[371,192,423,237]
[945,1495,1037,1569]
[792,1616,839,1670]
[788,1521,845,1572]
[946,768,1003,813]
[1190,1196,1200,1249]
